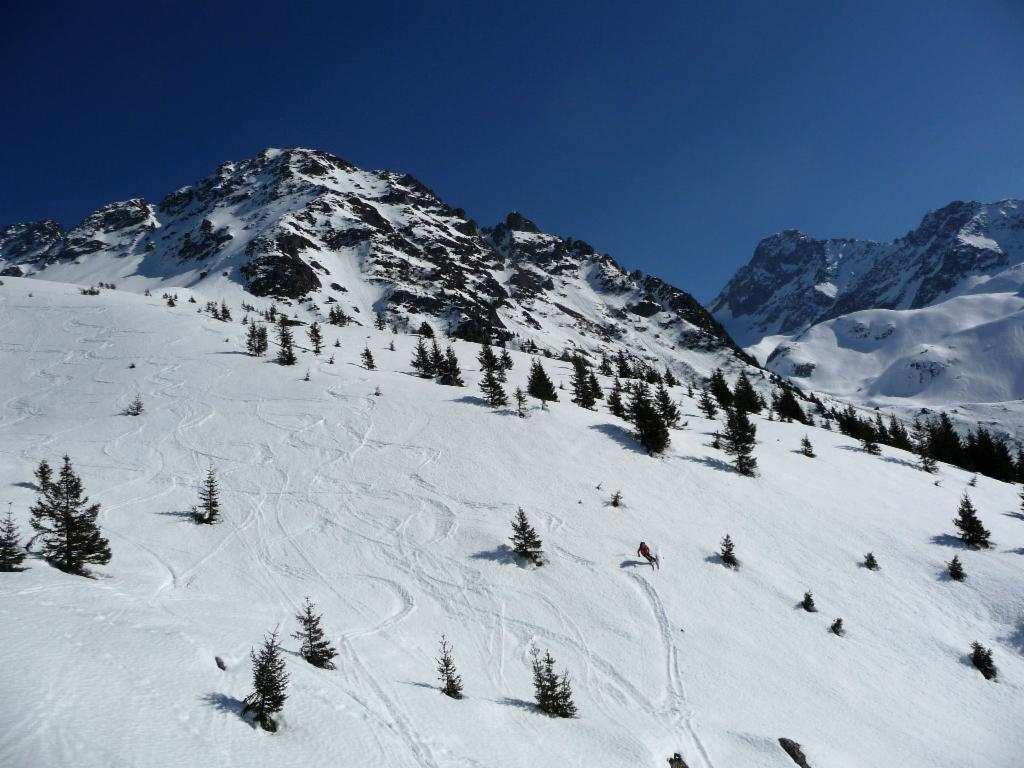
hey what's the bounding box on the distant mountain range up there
[0,147,753,382]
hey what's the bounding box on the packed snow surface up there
[1,279,1021,768]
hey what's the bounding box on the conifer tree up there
[436,634,463,699]
[912,418,937,473]
[499,349,514,373]
[29,455,111,575]
[587,370,603,401]
[439,346,464,386]
[654,383,681,428]
[192,466,221,524]
[307,321,323,355]
[246,322,269,356]
[417,321,434,337]
[411,339,434,378]
[953,493,990,549]
[731,371,762,414]
[773,386,807,424]
[570,357,596,409]
[615,350,632,379]
[829,618,845,636]
[374,313,386,331]
[219,300,232,321]
[970,642,997,680]
[123,395,144,416]
[887,415,912,451]
[664,368,679,388]
[509,507,543,565]
[361,346,376,370]
[628,382,670,454]
[863,552,879,570]
[698,388,718,419]
[477,343,499,374]
[530,645,576,717]
[800,435,815,457]
[947,555,966,581]
[708,368,733,408]
[292,596,337,669]
[802,591,816,612]
[527,360,558,405]
[0,505,26,571]
[514,387,528,417]
[607,377,626,418]
[598,356,613,376]
[34,459,52,492]
[719,534,738,569]
[479,367,508,407]
[722,407,758,476]
[861,433,882,455]
[610,490,623,508]
[388,339,395,351]
[429,340,445,374]
[242,629,289,732]
[276,318,297,366]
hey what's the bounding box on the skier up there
[637,541,659,570]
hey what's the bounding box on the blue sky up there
[2,1,1022,301]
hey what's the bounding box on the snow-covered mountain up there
[0,148,752,383]
[1,278,1020,768]
[711,201,1024,439]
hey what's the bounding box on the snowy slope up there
[1,278,1021,768]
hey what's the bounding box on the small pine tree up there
[242,629,289,732]
[480,367,508,407]
[374,313,386,331]
[607,377,626,418]
[499,349,514,372]
[429,340,445,374]
[509,508,543,565]
[802,591,816,612]
[388,340,396,352]
[722,407,758,476]
[192,466,221,524]
[417,321,435,337]
[361,346,376,370]
[527,360,558,405]
[435,634,463,699]
[912,418,937,473]
[800,435,815,457]
[514,387,528,418]
[610,490,623,508]
[123,395,144,416]
[530,645,576,717]
[967,474,977,487]
[947,555,966,581]
[220,300,232,321]
[861,435,882,455]
[292,596,337,669]
[29,455,111,575]
[570,358,596,409]
[664,368,679,388]
[863,552,879,570]
[0,505,27,571]
[829,618,845,636]
[308,322,323,355]
[970,641,997,680]
[34,459,52,492]
[411,339,435,378]
[953,493,990,549]
[708,368,733,408]
[246,322,269,356]
[439,346,464,387]
[587,370,603,401]
[276,318,297,366]
[731,371,762,414]
[719,534,738,569]
[698,388,718,419]
[654,383,681,428]
[629,382,671,454]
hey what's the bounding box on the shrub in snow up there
[122,396,144,416]
[509,508,543,565]
[719,534,738,569]
[970,642,996,680]
[192,467,221,525]
[242,629,289,732]
[436,634,463,699]
[863,552,879,571]
[800,435,815,457]
[292,596,337,670]
[953,493,990,549]
[610,490,623,508]
[801,591,816,612]
[947,555,966,581]
[361,346,376,370]
[829,618,844,636]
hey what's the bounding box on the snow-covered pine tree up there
[361,346,376,370]
[829,618,845,636]
[29,455,111,575]
[863,551,879,570]
[509,507,543,565]
[970,642,996,680]
[719,534,738,569]
[527,359,558,405]
[698,388,718,419]
[242,629,289,732]
[953,493,990,549]
[411,338,434,378]
[570,357,596,409]
[654,383,681,428]
[802,591,816,612]
[607,377,626,418]
[276,318,297,366]
[34,459,52,492]
[708,368,733,408]
[479,367,508,407]
[307,321,323,355]
[292,596,337,669]
[514,387,528,418]
[722,407,758,476]
[947,555,966,581]
[0,505,27,571]
[439,346,464,387]
[628,382,670,454]
[435,634,463,699]
[731,371,762,414]
[192,466,221,524]
[800,435,815,457]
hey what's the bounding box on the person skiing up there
[637,541,659,570]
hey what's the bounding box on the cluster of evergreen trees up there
[411,337,464,387]
[477,343,513,407]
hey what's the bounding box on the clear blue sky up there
[2,1,1022,301]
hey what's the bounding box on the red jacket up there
[638,543,650,557]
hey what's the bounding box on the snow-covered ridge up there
[0,278,1020,767]
[0,147,752,382]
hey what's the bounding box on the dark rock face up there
[0,221,65,264]
[778,738,812,768]
[241,233,322,298]
[712,199,1024,345]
